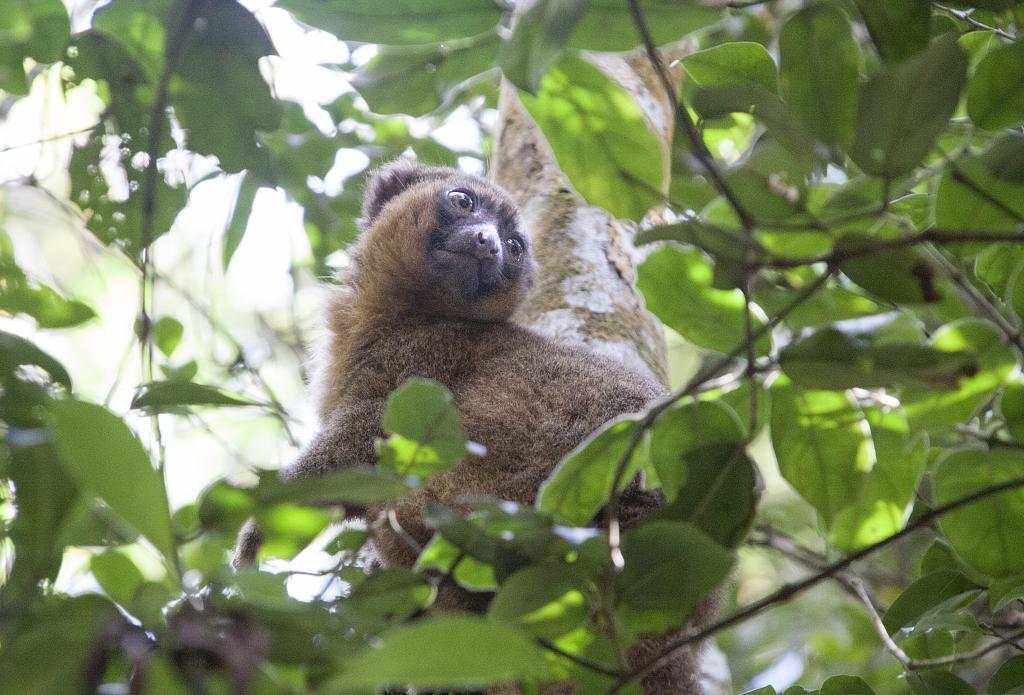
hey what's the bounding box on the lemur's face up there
[357,161,535,322]
[425,182,530,302]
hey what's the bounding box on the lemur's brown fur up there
[236,161,707,694]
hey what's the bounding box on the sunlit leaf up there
[519,55,664,221]
[376,378,473,478]
[935,448,1024,578]
[903,320,1017,432]
[131,381,262,412]
[47,399,177,566]
[538,418,641,526]
[828,408,924,552]
[770,377,871,526]
[150,316,183,358]
[637,245,769,355]
[488,563,588,639]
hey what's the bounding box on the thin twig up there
[609,475,1024,693]
[538,639,625,679]
[935,3,1017,40]
[0,123,101,154]
[851,578,913,669]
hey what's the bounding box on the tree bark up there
[491,46,731,695]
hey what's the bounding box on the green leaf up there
[0,595,121,695]
[935,155,1024,233]
[934,448,1024,578]
[903,319,1017,432]
[87,1,280,173]
[538,418,640,526]
[90,549,146,608]
[0,0,69,93]
[565,0,722,51]
[907,670,976,695]
[150,317,183,358]
[779,5,860,147]
[655,443,761,548]
[377,378,472,478]
[277,0,502,44]
[171,1,281,172]
[488,563,587,640]
[518,55,664,221]
[828,408,925,552]
[851,34,967,178]
[882,570,980,634]
[989,655,1024,695]
[0,330,71,389]
[130,381,261,412]
[637,245,769,356]
[989,575,1024,613]
[851,0,931,63]
[223,172,259,270]
[683,42,777,93]
[0,260,95,328]
[840,245,940,304]
[648,400,745,501]
[356,32,499,115]
[691,84,815,159]
[779,328,978,390]
[499,0,586,94]
[46,399,177,567]
[635,218,751,266]
[980,133,1024,183]
[324,616,547,691]
[346,569,433,627]
[1001,381,1024,445]
[967,39,1024,130]
[770,377,872,526]
[821,676,875,695]
[416,534,497,591]
[616,521,734,632]
[69,130,188,259]
[2,442,78,606]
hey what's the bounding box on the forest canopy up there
[2,1,1024,694]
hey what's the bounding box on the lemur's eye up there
[447,189,474,211]
[506,237,524,260]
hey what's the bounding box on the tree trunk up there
[491,48,731,695]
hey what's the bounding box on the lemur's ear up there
[360,159,453,227]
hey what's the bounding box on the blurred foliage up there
[2,1,1024,694]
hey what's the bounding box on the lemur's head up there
[349,160,534,322]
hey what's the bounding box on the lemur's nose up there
[468,224,501,260]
